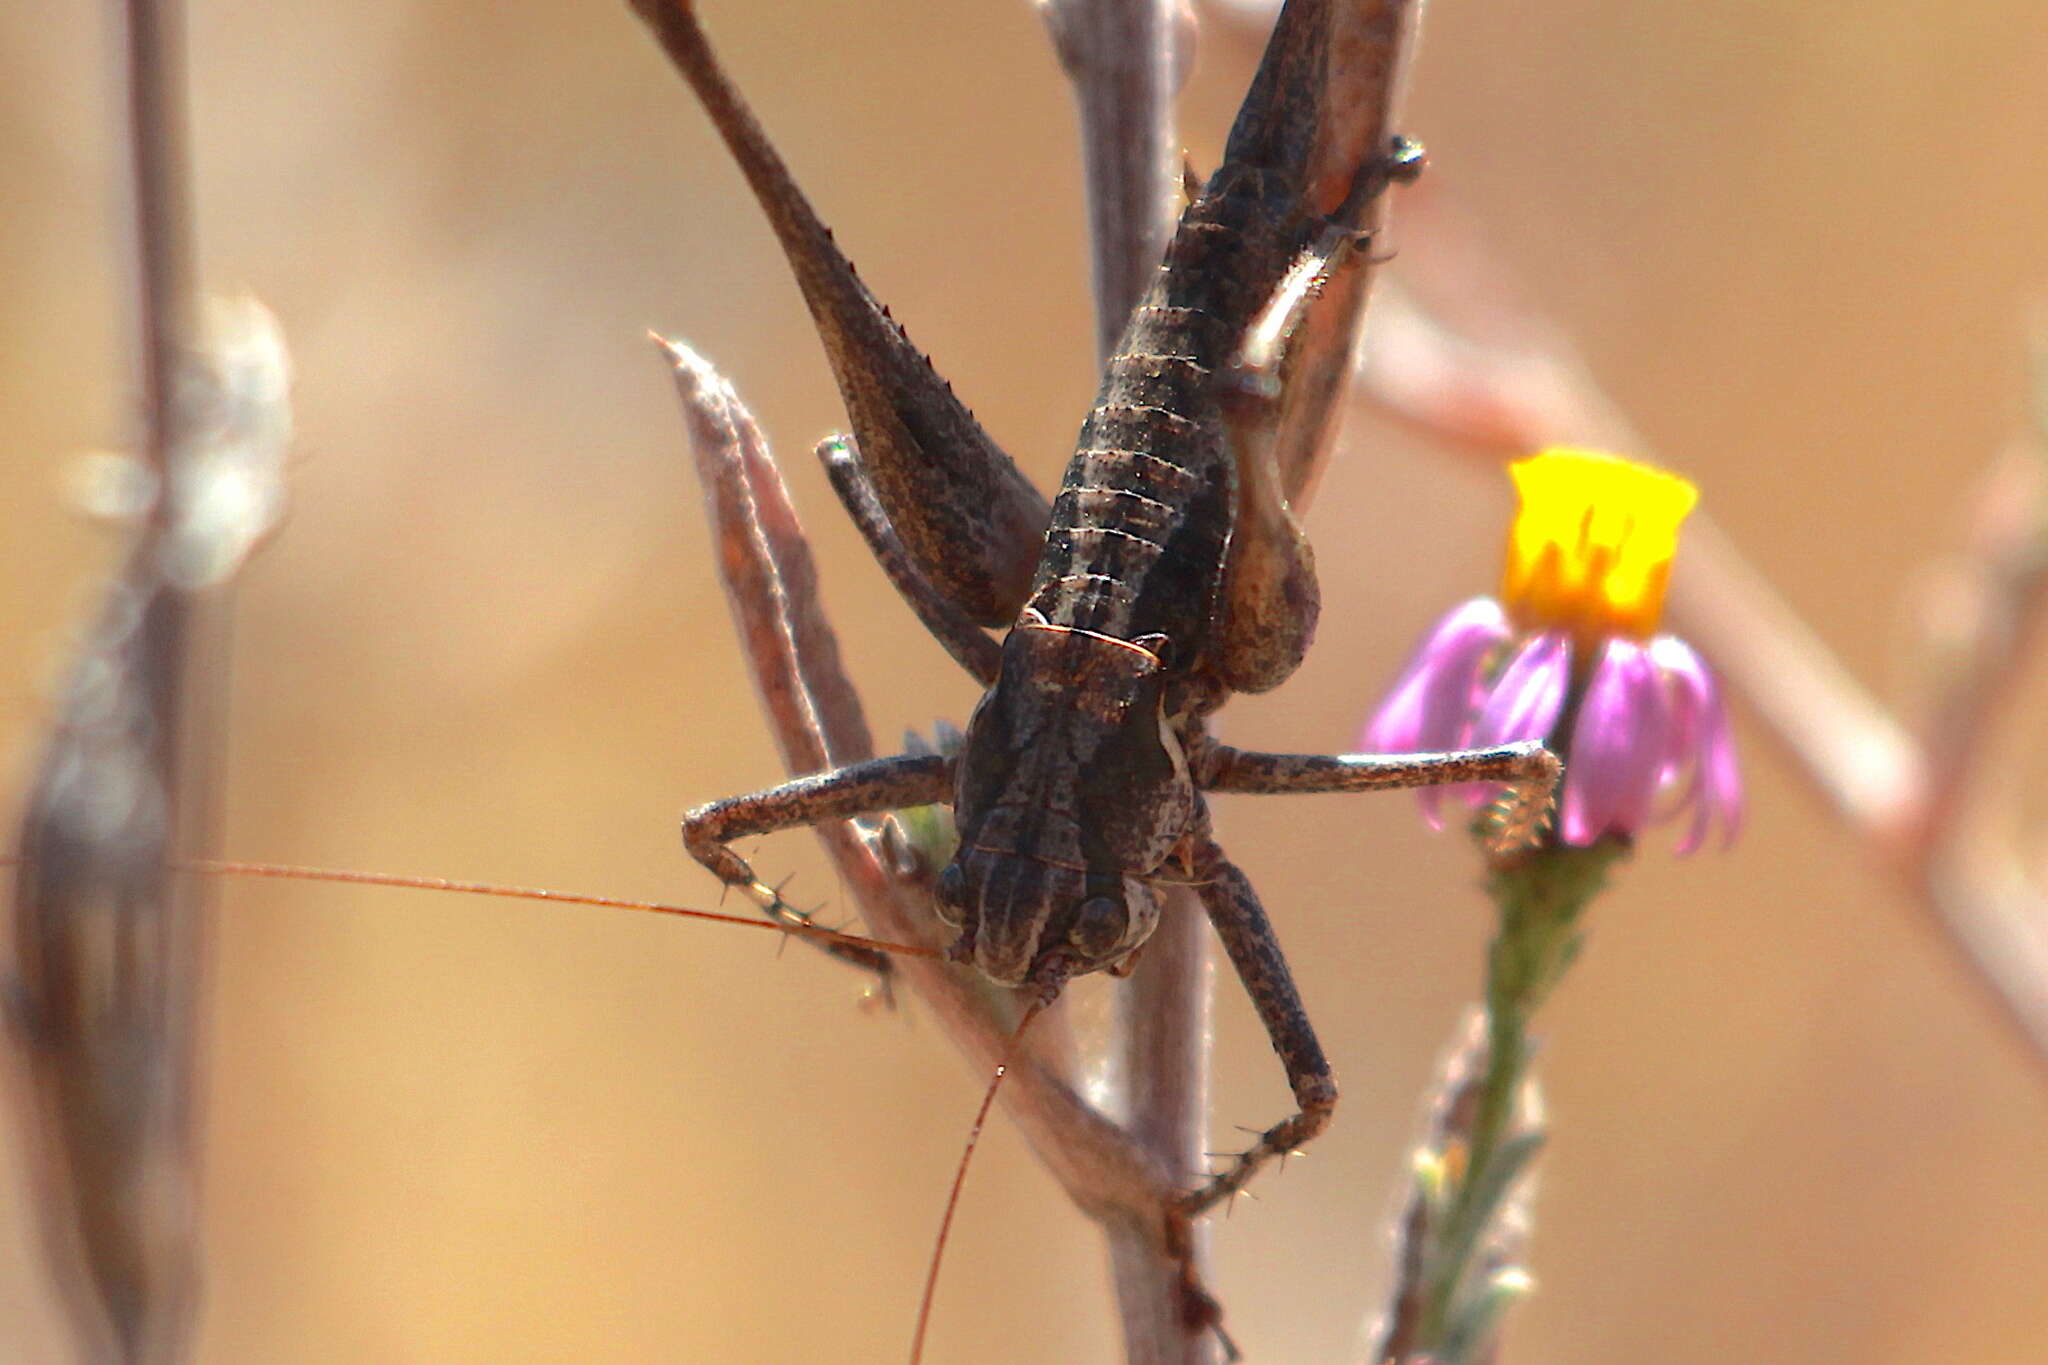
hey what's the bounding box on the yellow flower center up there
[1499,449,1698,646]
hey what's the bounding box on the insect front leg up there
[683,751,955,977]
[1196,740,1562,851]
[1180,837,1334,1216]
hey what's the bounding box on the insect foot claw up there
[1177,1105,1331,1217]
[1162,1208,1239,1363]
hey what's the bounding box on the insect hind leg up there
[815,437,1004,687]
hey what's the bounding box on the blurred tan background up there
[5,1,2048,1361]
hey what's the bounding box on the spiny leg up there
[1180,837,1333,1216]
[683,752,954,978]
[815,437,1003,687]
[631,0,1049,624]
[1195,740,1561,851]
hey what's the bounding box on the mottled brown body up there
[1033,164,1293,651]
[939,158,1338,991]
[646,0,1560,1219]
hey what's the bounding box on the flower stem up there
[1406,838,1624,1360]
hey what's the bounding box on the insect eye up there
[1070,895,1128,961]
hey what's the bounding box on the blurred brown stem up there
[1039,0,1191,361]
[8,0,209,1360]
[124,0,193,497]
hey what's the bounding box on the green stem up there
[1409,838,1626,1358]
[1467,920,1533,1188]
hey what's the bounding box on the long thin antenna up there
[175,858,943,960]
[907,996,1050,1365]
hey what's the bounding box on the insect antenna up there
[906,994,1051,1365]
[68,857,946,962]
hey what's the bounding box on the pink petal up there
[1470,631,1572,747]
[1648,641,1706,811]
[1363,598,1511,754]
[1697,712,1744,848]
[1453,630,1573,812]
[1650,637,1743,852]
[1560,640,1670,846]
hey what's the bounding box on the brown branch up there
[1917,441,2048,840]
[5,1,207,1357]
[1038,4,1224,1360]
[1044,3,1431,1356]
[1039,0,1193,362]
[123,0,191,500]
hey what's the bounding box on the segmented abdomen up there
[1028,170,1304,656]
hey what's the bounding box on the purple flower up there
[1363,450,1741,851]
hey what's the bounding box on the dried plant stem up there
[661,344,1199,1356]
[1041,3,1220,1360]
[123,0,193,496]
[10,7,292,1359]
[1040,0,1191,362]
[1044,1,1429,1356]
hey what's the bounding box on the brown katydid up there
[636,0,1561,1226]
[0,3,1563,1360]
[0,1,1578,1360]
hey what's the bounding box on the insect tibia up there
[686,842,900,987]
[635,0,1049,625]
[742,874,900,992]
[681,753,956,981]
